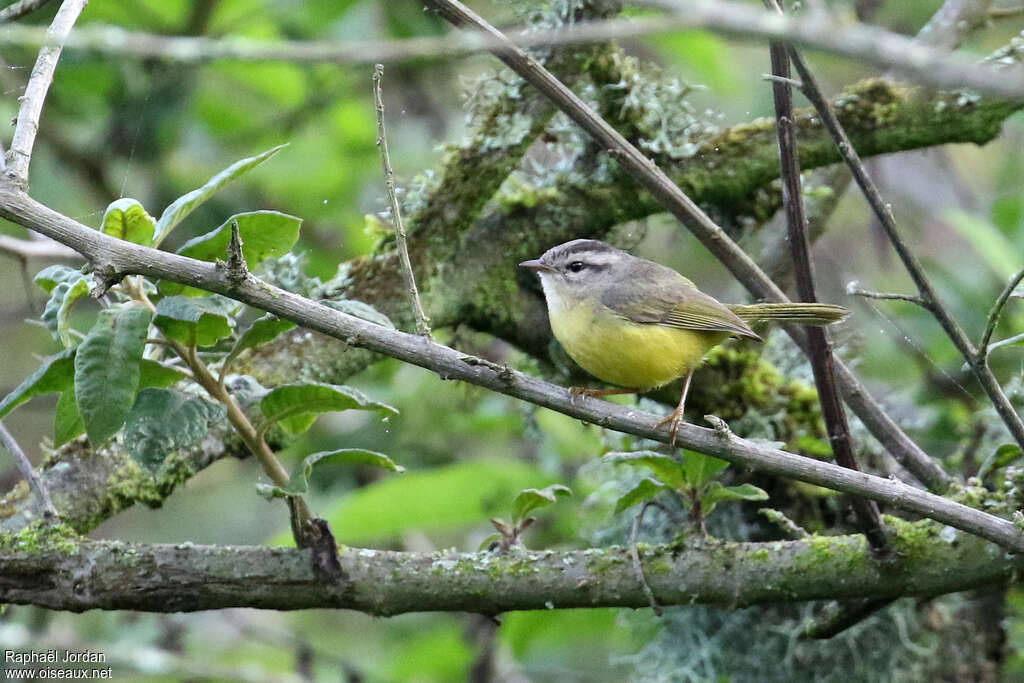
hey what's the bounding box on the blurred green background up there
[2,0,1024,680]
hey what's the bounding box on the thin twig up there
[0,0,55,23]
[629,501,663,616]
[990,5,1024,18]
[0,3,1024,99]
[989,332,1024,354]
[978,265,1024,357]
[4,0,88,188]
[421,0,948,492]
[765,1,887,553]
[1,186,1021,552]
[373,64,431,338]
[801,598,896,639]
[0,233,81,261]
[0,420,58,520]
[846,284,931,309]
[783,38,1024,453]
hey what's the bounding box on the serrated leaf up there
[161,211,302,297]
[101,198,156,246]
[511,484,571,522]
[53,390,84,447]
[154,144,287,245]
[34,264,84,294]
[122,388,225,470]
[603,451,687,491]
[259,382,398,435]
[225,315,296,366]
[256,448,403,499]
[322,299,395,328]
[41,274,89,347]
[153,295,236,347]
[0,348,76,421]
[683,450,730,489]
[978,443,1023,481]
[74,304,153,446]
[701,482,769,516]
[614,477,668,514]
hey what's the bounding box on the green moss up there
[0,519,81,556]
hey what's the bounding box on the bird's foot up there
[569,386,640,407]
[654,408,687,447]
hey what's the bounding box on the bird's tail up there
[727,302,849,325]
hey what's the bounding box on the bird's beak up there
[519,259,554,273]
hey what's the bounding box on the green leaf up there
[101,198,156,246]
[701,482,769,516]
[225,315,296,366]
[161,211,302,297]
[614,477,668,514]
[41,274,89,347]
[683,450,730,489]
[603,451,687,491]
[74,304,153,446]
[34,264,84,294]
[256,448,404,499]
[138,359,188,389]
[259,382,397,435]
[154,144,287,245]
[322,299,395,328]
[511,484,571,522]
[53,390,84,447]
[0,348,76,421]
[122,388,225,470]
[978,443,1023,481]
[153,295,236,347]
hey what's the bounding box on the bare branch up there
[0,2,1022,98]
[0,420,58,519]
[0,233,82,261]
[0,185,1019,551]
[4,0,88,188]
[846,285,931,309]
[979,265,1024,358]
[373,64,431,338]
[0,0,55,24]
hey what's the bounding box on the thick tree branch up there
[1,525,1020,615]
[1,2,1024,98]
[0,185,1020,552]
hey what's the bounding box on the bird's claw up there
[655,410,686,447]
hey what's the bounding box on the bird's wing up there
[600,260,760,339]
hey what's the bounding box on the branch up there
[1,528,1020,614]
[421,0,951,492]
[1,2,1023,98]
[978,265,1024,358]
[0,185,1019,551]
[0,0,55,24]
[0,233,82,261]
[0,420,57,519]
[765,8,887,552]
[3,0,87,188]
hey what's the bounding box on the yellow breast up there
[550,301,726,390]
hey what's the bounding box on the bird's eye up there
[567,261,585,273]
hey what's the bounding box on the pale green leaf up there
[34,264,83,294]
[702,482,769,516]
[53,389,84,447]
[225,315,296,366]
[256,448,403,499]
[153,295,236,347]
[614,477,668,514]
[683,450,730,489]
[74,304,153,446]
[978,443,1023,481]
[511,484,571,522]
[0,348,76,421]
[101,198,156,246]
[259,382,397,435]
[41,274,89,347]
[603,451,687,491]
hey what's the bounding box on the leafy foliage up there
[256,448,403,499]
[123,388,225,470]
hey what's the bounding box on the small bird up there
[519,239,848,442]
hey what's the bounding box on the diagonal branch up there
[0,184,1019,551]
[3,0,87,188]
[765,12,887,552]
[420,0,950,492]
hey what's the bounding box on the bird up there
[519,239,847,442]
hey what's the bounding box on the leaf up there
[978,443,1023,481]
[225,315,296,366]
[122,388,225,470]
[153,295,236,347]
[0,348,76,421]
[154,144,287,245]
[74,304,153,446]
[683,450,730,489]
[138,359,188,389]
[603,451,687,491]
[259,382,397,435]
[614,477,668,514]
[511,484,572,522]
[701,482,769,516]
[40,274,89,347]
[256,449,403,499]
[34,264,84,294]
[322,299,395,328]
[53,390,84,447]
[101,198,156,246]
[161,211,303,297]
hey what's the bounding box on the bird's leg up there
[654,369,693,446]
[569,386,640,407]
